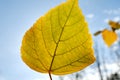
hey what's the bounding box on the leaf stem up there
[49,71,52,80]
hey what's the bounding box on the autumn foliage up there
[21,0,96,79]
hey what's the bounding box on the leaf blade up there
[102,29,118,47]
[21,0,95,75]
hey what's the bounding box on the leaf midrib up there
[49,0,76,72]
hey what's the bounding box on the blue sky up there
[0,0,120,80]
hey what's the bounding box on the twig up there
[49,71,52,80]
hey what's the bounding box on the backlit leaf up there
[102,29,118,47]
[109,20,120,31]
[21,0,95,75]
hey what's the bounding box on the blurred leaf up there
[21,0,95,75]
[109,20,120,31]
[102,29,118,47]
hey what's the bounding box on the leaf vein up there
[36,25,53,57]
[49,0,76,72]
[56,37,89,56]
[52,52,91,71]
[60,23,85,42]
[22,47,46,71]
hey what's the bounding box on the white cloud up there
[63,76,71,80]
[32,74,59,80]
[86,14,94,19]
[104,8,120,15]
[33,78,43,80]
[113,16,120,22]
[82,63,120,80]
[112,45,118,51]
[104,18,109,23]
[104,16,120,23]
[104,10,113,15]
[83,73,100,80]
[105,63,119,72]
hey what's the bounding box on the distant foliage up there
[107,72,120,80]
[94,20,120,47]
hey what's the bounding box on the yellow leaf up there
[21,0,95,75]
[109,20,120,31]
[102,29,118,47]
